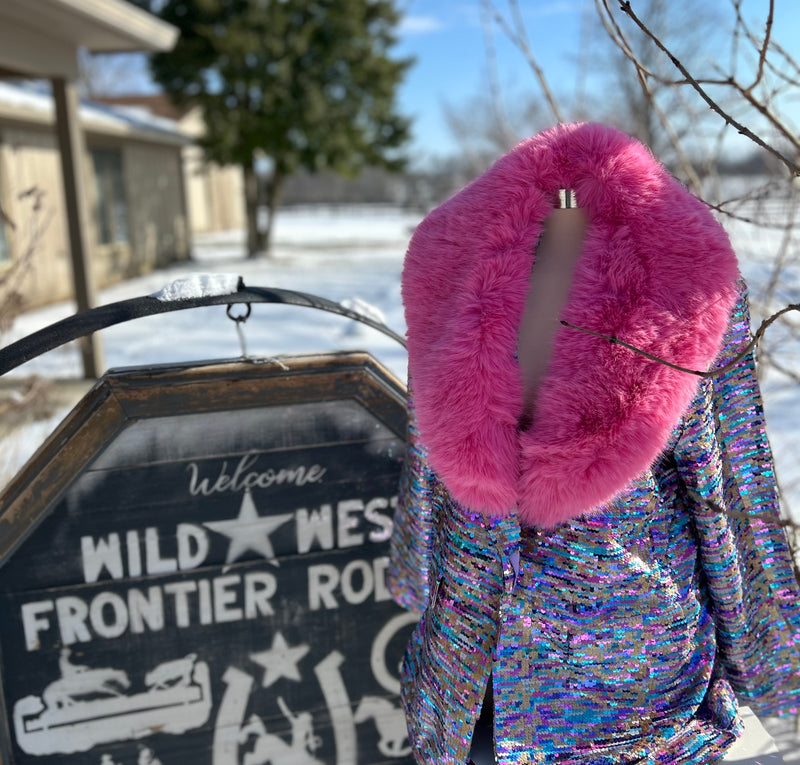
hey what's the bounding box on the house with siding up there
[0,0,180,376]
[94,95,246,235]
[0,81,190,310]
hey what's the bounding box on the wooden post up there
[51,77,103,379]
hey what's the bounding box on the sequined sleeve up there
[674,282,800,715]
[387,379,439,614]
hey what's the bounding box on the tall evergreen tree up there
[136,0,412,256]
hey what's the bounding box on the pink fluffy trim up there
[402,123,739,527]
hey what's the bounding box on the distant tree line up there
[276,144,785,212]
[278,161,475,211]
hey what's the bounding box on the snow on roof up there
[93,94,188,121]
[0,80,187,145]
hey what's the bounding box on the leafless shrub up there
[0,376,56,439]
[482,0,800,521]
[0,186,57,436]
[0,186,49,334]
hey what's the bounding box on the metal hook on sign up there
[226,302,252,358]
[226,303,252,322]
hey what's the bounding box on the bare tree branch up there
[617,0,800,177]
[593,0,705,189]
[480,0,518,150]
[759,348,800,386]
[746,0,773,94]
[561,302,800,379]
[483,0,564,124]
[0,187,50,334]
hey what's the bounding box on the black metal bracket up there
[0,283,406,376]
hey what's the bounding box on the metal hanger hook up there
[226,303,252,323]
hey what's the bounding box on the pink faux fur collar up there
[402,123,739,528]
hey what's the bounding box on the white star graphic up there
[250,632,310,688]
[203,489,293,566]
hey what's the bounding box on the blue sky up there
[114,0,800,164]
[392,0,800,162]
[395,1,587,159]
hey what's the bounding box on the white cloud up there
[399,14,444,35]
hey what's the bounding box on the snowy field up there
[1,203,799,524]
[0,206,416,490]
[2,202,799,759]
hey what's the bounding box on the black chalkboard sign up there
[0,353,416,765]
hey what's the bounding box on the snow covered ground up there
[0,206,415,487]
[1,202,800,757]
[1,205,414,381]
[2,203,798,519]
[724,201,800,527]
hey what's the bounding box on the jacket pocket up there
[565,604,650,697]
[562,570,699,713]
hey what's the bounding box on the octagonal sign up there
[0,352,415,765]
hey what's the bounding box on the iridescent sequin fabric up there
[388,287,800,764]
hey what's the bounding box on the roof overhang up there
[0,0,178,79]
[0,87,190,147]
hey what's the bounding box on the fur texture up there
[402,123,740,527]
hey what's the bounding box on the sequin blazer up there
[388,124,800,764]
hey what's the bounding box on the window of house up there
[0,159,9,264]
[0,210,9,263]
[91,148,128,245]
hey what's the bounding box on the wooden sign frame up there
[0,352,412,765]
